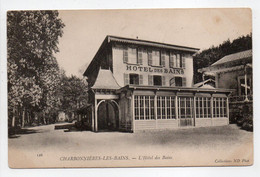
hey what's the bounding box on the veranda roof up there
[117,85,233,94]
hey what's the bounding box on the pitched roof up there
[194,79,215,88]
[108,35,200,53]
[84,35,200,76]
[198,49,252,73]
[92,69,121,90]
[211,49,252,66]
[199,84,215,89]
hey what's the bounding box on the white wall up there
[112,44,194,87]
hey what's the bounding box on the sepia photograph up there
[7,8,253,168]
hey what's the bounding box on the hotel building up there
[83,36,232,132]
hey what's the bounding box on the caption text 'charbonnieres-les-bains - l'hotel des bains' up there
[83,36,232,132]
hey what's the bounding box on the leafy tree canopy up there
[7,11,65,127]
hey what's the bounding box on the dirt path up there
[8,124,253,168]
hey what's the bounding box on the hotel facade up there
[83,36,232,132]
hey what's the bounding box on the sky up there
[54,8,252,77]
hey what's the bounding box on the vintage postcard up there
[7,8,253,168]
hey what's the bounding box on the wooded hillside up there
[193,33,252,83]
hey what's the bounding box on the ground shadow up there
[54,123,75,130]
[54,123,91,132]
[8,128,39,139]
[54,122,131,133]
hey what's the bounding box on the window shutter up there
[177,54,181,68]
[181,54,186,68]
[182,77,186,87]
[124,73,129,85]
[161,51,165,66]
[162,76,166,86]
[137,49,143,65]
[148,75,153,86]
[170,77,175,87]
[169,53,174,68]
[123,48,128,63]
[148,50,152,66]
[139,75,143,85]
[173,54,177,67]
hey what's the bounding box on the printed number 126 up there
[37,153,43,157]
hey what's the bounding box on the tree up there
[59,73,88,121]
[193,33,252,83]
[7,11,65,129]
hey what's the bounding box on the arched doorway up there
[97,100,119,131]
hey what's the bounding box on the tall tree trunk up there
[30,111,33,126]
[72,112,74,121]
[43,111,46,125]
[22,107,25,128]
[28,111,31,126]
[11,106,16,127]
[26,111,30,126]
[18,106,21,127]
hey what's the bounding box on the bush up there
[231,103,253,131]
[241,114,253,131]
[236,104,253,131]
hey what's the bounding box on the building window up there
[196,97,211,118]
[149,75,166,86]
[175,77,182,86]
[238,76,252,96]
[152,50,160,66]
[129,74,139,85]
[213,97,227,118]
[134,96,155,120]
[148,50,165,67]
[169,53,185,68]
[170,77,186,87]
[128,47,137,64]
[153,75,162,86]
[125,73,143,85]
[123,47,143,65]
[178,97,194,118]
[157,96,176,119]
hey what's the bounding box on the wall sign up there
[126,65,184,74]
